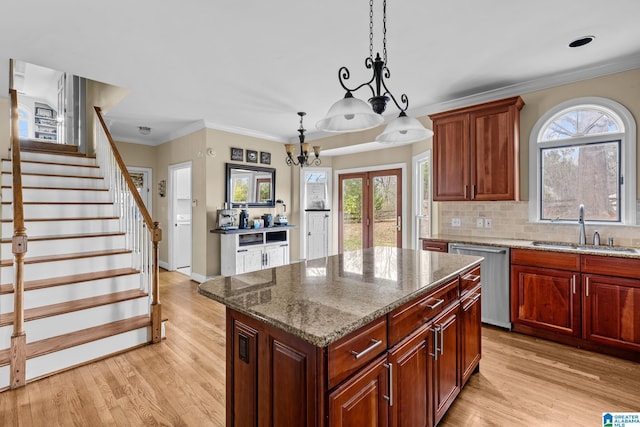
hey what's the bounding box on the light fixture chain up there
[382,0,387,64]
[369,0,374,60]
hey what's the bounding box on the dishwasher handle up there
[449,244,507,254]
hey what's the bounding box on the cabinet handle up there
[471,185,476,200]
[462,273,481,282]
[439,325,445,356]
[238,249,248,253]
[423,246,444,251]
[430,328,439,361]
[572,275,576,294]
[425,299,445,310]
[464,185,468,199]
[396,216,401,232]
[585,276,590,297]
[383,362,393,406]
[350,339,383,360]
[470,292,481,303]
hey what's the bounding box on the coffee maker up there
[216,208,237,230]
[274,199,287,225]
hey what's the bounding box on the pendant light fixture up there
[285,112,321,168]
[317,0,432,144]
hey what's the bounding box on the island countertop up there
[198,247,482,347]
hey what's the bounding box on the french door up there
[338,168,402,253]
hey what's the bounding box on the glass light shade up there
[301,142,311,154]
[316,94,384,132]
[375,114,434,144]
[284,143,295,155]
[312,146,321,156]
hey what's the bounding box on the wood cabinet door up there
[388,325,433,427]
[238,248,263,274]
[329,354,389,427]
[583,274,640,352]
[460,286,481,385]
[432,304,460,425]
[432,114,470,201]
[511,265,581,337]
[469,103,517,201]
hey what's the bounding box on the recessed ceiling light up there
[138,126,151,135]
[569,35,595,48]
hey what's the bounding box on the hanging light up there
[285,112,321,168]
[317,0,431,144]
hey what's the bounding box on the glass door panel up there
[371,171,401,248]
[339,174,366,252]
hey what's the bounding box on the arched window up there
[529,97,636,225]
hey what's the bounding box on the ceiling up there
[2,0,640,147]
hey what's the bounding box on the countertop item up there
[198,247,482,347]
[210,224,296,234]
[423,234,640,259]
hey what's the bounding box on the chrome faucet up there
[578,204,586,245]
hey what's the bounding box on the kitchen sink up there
[530,241,638,254]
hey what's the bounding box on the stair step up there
[0,248,131,267]
[0,232,126,258]
[1,231,124,243]
[1,159,101,177]
[1,202,115,220]
[2,172,105,189]
[0,315,150,367]
[1,217,120,238]
[0,267,139,295]
[0,289,147,328]
[2,186,111,203]
[19,140,79,154]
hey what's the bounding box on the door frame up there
[333,163,407,254]
[168,161,192,271]
[299,167,333,259]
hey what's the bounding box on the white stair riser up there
[19,152,97,166]
[2,161,102,177]
[2,203,116,220]
[26,327,149,382]
[0,273,140,314]
[0,365,7,390]
[26,297,150,343]
[2,218,120,237]
[2,174,105,189]
[2,188,111,203]
[1,235,126,259]
[1,253,133,284]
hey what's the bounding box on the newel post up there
[151,222,162,343]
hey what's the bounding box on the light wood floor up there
[1,271,638,426]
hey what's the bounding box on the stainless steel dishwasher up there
[448,243,511,329]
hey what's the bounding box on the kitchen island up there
[199,247,483,426]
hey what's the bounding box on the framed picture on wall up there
[246,150,258,163]
[231,147,244,161]
[260,151,271,165]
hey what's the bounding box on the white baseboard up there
[158,260,170,270]
[190,272,207,283]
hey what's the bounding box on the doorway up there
[127,167,152,215]
[338,168,402,253]
[300,168,332,260]
[169,162,192,276]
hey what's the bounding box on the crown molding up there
[202,120,288,143]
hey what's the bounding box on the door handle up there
[396,216,401,231]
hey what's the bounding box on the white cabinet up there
[218,227,292,276]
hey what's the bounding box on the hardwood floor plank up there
[0,271,637,426]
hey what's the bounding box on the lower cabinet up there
[328,354,390,427]
[432,304,460,425]
[236,243,289,274]
[226,264,482,427]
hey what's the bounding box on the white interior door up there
[307,212,329,260]
[169,162,192,273]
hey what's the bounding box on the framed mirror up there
[226,163,276,208]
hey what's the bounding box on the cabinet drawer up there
[581,255,640,280]
[328,316,387,389]
[460,265,481,295]
[388,277,460,346]
[511,248,580,271]
[422,240,448,252]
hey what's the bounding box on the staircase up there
[0,144,159,390]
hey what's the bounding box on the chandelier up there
[316,0,432,144]
[285,112,321,167]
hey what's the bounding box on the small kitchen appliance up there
[275,199,288,225]
[238,208,249,229]
[262,213,274,228]
[216,208,237,230]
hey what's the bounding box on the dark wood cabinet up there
[432,303,461,425]
[460,284,481,386]
[388,324,433,427]
[329,354,389,427]
[430,96,524,201]
[421,239,449,252]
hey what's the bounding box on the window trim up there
[529,97,636,225]
[412,150,431,249]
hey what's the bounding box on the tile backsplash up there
[437,201,640,248]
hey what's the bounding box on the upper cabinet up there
[430,96,524,201]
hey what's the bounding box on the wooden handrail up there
[93,106,162,343]
[9,88,27,388]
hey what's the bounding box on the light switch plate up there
[484,218,492,228]
[452,218,461,227]
[476,218,484,228]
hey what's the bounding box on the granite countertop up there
[198,247,482,347]
[422,235,640,259]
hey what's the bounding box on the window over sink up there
[529,97,637,225]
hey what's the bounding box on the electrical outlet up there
[484,218,492,228]
[476,218,484,228]
[452,218,461,227]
